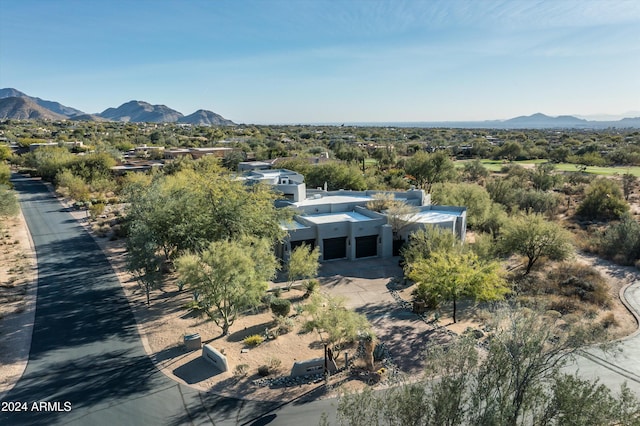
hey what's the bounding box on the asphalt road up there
[1,175,337,426]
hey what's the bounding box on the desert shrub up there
[514,189,561,217]
[576,178,629,221]
[243,334,264,347]
[261,293,275,307]
[547,296,580,315]
[470,232,498,261]
[304,279,319,296]
[269,356,282,369]
[273,287,282,298]
[600,313,618,329]
[275,315,295,334]
[599,214,640,266]
[234,364,249,377]
[301,320,316,333]
[412,287,441,309]
[89,202,106,218]
[270,298,291,317]
[259,356,283,376]
[548,263,610,308]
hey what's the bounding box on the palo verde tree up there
[335,306,640,426]
[287,243,320,290]
[408,251,509,323]
[404,151,457,193]
[176,237,277,336]
[400,225,459,269]
[304,293,372,356]
[499,213,574,275]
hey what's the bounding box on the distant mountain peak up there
[178,109,235,126]
[0,96,67,120]
[0,88,84,117]
[99,100,184,123]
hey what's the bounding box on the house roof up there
[303,211,375,225]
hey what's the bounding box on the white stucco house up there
[251,169,467,262]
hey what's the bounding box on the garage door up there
[291,239,316,251]
[356,235,378,258]
[323,237,347,260]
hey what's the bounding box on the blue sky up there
[1,0,639,123]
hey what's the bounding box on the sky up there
[1,0,639,124]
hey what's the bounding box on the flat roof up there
[410,210,460,224]
[280,220,310,230]
[303,211,374,225]
[294,195,372,207]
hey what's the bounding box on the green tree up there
[599,213,640,265]
[530,162,559,191]
[461,159,489,182]
[623,172,637,201]
[431,182,501,232]
[55,169,90,202]
[305,162,367,191]
[304,293,372,354]
[287,243,320,290]
[0,161,10,186]
[0,185,19,225]
[400,226,459,268]
[408,251,509,323]
[405,151,457,193]
[176,237,276,335]
[576,178,629,220]
[499,213,574,274]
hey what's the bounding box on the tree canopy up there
[125,163,290,302]
[576,178,629,220]
[175,237,276,335]
[405,151,457,193]
[408,251,509,323]
[499,213,574,274]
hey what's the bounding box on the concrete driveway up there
[317,257,451,375]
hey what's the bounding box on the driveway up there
[318,258,451,374]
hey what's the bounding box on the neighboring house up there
[237,169,306,202]
[164,147,234,159]
[29,141,84,151]
[264,170,467,262]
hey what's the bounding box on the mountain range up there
[1,88,639,129]
[0,88,235,126]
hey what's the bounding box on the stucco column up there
[381,224,393,258]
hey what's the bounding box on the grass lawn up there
[457,159,640,177]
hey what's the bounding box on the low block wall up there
[290,357,337,377]
[202,344,229,372]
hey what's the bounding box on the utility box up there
[184,333,202,351]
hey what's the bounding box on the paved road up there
[1,175,337,426]
[568,282,640,395]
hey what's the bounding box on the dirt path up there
[0,209,38,398]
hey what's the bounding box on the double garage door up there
[321,235,378,260]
